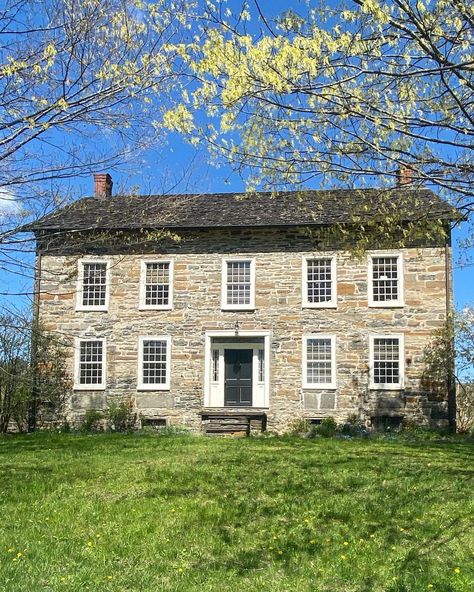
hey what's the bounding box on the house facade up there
[30,175,456,433]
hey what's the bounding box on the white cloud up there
[0,187,22,218]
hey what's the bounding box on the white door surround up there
[204,331,271,408]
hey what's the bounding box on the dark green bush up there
[81,410,104,433]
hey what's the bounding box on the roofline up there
[29,214,459,234]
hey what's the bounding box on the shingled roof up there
[27,188,457,232]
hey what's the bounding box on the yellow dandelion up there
[16,552,23,557]
[343,541,349,546]
[171,508,176,513]
[399,527,405,532]
[7,548,14,553]
[453,567,461,574]
[369,534,375,538]
[87,541,93,547]
[341,555,347,560]
[177,567,183,573]
[310,539,316,544]
[107,576,113,580]
[273,536,277,540]
[391,546,396,550]
[278,550,283,555]
[427,585,434,589]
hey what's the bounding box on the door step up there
[201,411,267,436]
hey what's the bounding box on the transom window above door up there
[221,258,256,310]
[302,256,337,308]
[139,260,173,310]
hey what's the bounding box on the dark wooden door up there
[224,349,253,406]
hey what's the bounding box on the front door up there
[224,349,253,406]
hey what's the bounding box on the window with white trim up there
[369,335,404,389]
[138,336,171,390]
[77,261,109,310]
[140,261,173,309]
[303,335,336,389]
[303,256,337,307]
[221,259,255,310]
[75,339,106,389]
[369,254,404,307]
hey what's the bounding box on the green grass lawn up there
[0,433,473,591]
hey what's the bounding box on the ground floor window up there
[303,335,336,389]
[74,338,106,390]
[369,334,404,389]
[138,336,171,390]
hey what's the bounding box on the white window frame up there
[368,252,404,308]
[302,255,337,308]
[74,337,107,390]
[302,334,337,390]
[369,333,404,390]
[76,258,110,312]
[139,260,174,310]
[221,258,256,311]
[137,335,171,391]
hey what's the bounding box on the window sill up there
[369,384,403,390]
[137,385,170,391]
[75,306,109,312]
[73,384,106,391]
[302,303,338,309]
[221,306,256,311]
[303,385,337,390]
[138,305,173,311]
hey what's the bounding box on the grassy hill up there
[0,433,473,591]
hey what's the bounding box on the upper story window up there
[369,334,404,389]
[77,260,109,311]
[368,254,404,307]
[139,260,173,310]
[303,256,337,308]
[303,335,336,389]
[74,338,106,390]
[138,336,171,390]
[221,258,255,310]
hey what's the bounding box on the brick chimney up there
[396,165,415,187]
[93,173,113,198]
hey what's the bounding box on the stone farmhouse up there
[29,173,457,433]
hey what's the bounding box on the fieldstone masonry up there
[37,226,451,432]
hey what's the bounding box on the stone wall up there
[37,227,450,432]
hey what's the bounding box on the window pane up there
[372,257,399,302]
[142,340,167,385]
[307,259,332,303]
[79,341,103,385]
[212,349,219,382]
[307,338,333,384]
[258,349,264,382]
[82,263,107,307]
[145,262,170,306]
[373,338,400,384]
[226,261,251,305]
